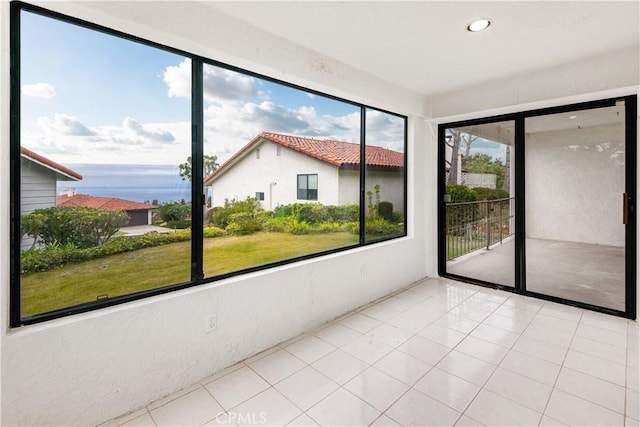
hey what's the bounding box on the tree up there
[503,146,511,193]
[446,130,461,185]
[73,208,129,247]
[21,207,129,248]
[158,203,191,222]
[462,153,506,190]
[179,155,219,182]
[461,133,479,159]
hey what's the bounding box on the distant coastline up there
[57,163,191,204]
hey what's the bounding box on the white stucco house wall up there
[205,132,405,214]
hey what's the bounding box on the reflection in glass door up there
[443,121,516,288]
[525,105,626,311]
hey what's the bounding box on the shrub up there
[367,184,381,217]
[203,226,226,238]
[364,217,403,236]
[275,203,358,224]
[472,187,510,200]
[159,203,190,222]
[21,207,129,249]
[225,212,263,235]
[316,221,342,233]
[340,221,360,234]
[165,219,191,229]
[446,184,477,203]
[378,202,394,221]
[263,216,292,233]
[211,197,262,229]
[326,204,359,223]
[289,220,313,235]
[273,205,292,218]
[292,203,329,224]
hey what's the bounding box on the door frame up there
[437,95,637,319]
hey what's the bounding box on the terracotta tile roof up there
[205,132,404,184]
[21,147,82,181]
[56,194,158,211]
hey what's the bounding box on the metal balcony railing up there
[445,197,514,260]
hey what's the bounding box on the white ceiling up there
[206,1,639,97]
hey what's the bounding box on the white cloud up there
[365,110,405,152]
[163,59,262,103]
[123,117,175,143]
[203,65,261,102]
[22,82,56,98]
[24,114,189,164]
[163,59,191,99]
[202,100,362,163]
[37,114,96,136]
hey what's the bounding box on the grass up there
[446,235,486,260]
[21,232,358,317]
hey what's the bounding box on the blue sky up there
[20,10,404,166]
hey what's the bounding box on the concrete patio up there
[447,238,625,311]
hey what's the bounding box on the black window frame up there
[297,174,318,201]
[9,1,408,327]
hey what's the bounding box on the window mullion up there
[191,58,204,281]
[359,107,366,244]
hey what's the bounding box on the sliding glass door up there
[525,104,627,311]
[442,120,516,288]
[439,96,636,318]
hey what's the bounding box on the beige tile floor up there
[102,278,640,427]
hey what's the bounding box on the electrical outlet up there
[206,313,217,333]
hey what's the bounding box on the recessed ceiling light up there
[569,115,578,119]
[466,19,492,32]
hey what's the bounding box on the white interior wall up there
[525,123,625,246]
[431,46,639,120]
[0,2,429,426]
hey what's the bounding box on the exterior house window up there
[297,174,318,200]
[256,148,261,159]
[255,192,265,201]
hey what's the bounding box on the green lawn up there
[21,232,357,317]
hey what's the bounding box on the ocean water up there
[57,163,192,204]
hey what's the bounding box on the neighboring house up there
[56,191,159,226]
[204,132,405,214]
[20,147,83,215]
[20,147,83,250]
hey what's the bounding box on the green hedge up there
[21,230,191,274]
[472,187,510,201]
[446,185,478,203]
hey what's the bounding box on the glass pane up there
[443,121,515,287]
[19,11,191,317]
[364,109,407,242]
[525,105,625,310]
[202,63,360,278]
[308,174,318,189]
[298,175,307,190]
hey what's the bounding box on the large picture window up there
[10,3,408,325]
